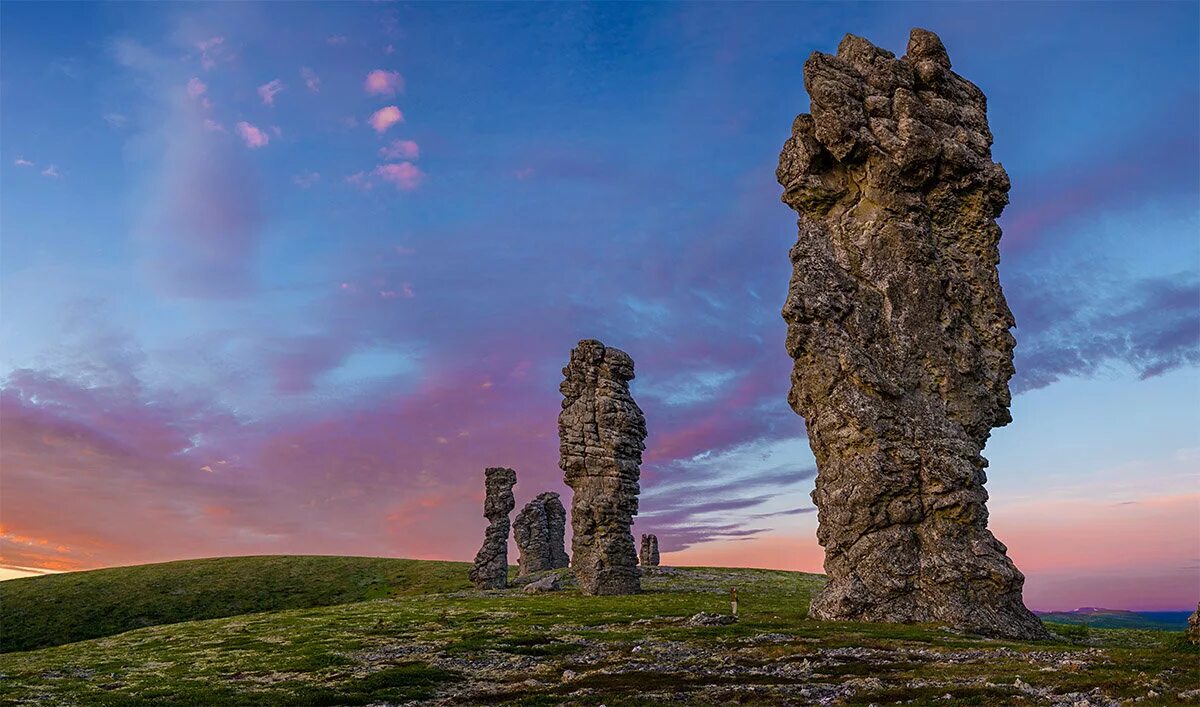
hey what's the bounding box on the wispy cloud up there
[40,165,61,178]
[379,139,419,160]
[300,67,320,93]
[293,171,320,188]
[14,158,34,167]
[257,79,284,106]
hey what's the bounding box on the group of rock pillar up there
[468,27,1048,641]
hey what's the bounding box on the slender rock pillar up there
[514,491,570,575]
[468,467,517,590]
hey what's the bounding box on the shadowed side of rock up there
[468,467,517,590]
[559,339,646,595]
[640,533,660,566]
[776,28,1047,639]
[514,491,570,576]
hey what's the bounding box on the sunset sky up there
[1,2,1197,610]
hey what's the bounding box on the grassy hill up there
[0,559,1196,705]
[0,555,470,653]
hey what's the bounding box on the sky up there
[0,1,1197,610]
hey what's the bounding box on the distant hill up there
[1035,607,1191,631]
[0,555,471,652]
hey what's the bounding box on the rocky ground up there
[1,566,1196,705]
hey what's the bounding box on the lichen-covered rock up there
[559,339,646,595]
[514,491,570,576]
[468,467,517,590]
[776,28,1047,640]
[522,574,561,594]
[640,533,660,566]
[1188,602,1199,645]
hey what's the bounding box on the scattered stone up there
[639,533,660,566]
[687,612,737,627]
[468,467,517,590]
[522,575,561,594]
[559,339,646,595]
[776,28,1047,640]
[514,491,570,575]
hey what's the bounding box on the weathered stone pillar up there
[468,467,516,590]
[514,491,569,576]
[776,28,1047,639]
[639,534,660,566]
[559,339,646,595]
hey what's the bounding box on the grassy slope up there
[0,555,471,653]
[0,562,1196,706]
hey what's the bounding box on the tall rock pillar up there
[776,28,1046,639]
[468,466,517,590]
[559,339,646,595]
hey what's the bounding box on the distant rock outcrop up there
[559,339,646,595]
[776,28,1047,640]
[514,491,569,576]
[468,467,517,590]
[640,533,660,566]
[1189,603,1199,645]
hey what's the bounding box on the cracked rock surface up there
[559,339,646,595]
[776,28,1045,639]
[514,492,569,576]
[468,467,517,590]
[640,533,660,566]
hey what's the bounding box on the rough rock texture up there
[640,533,660,566]
[776,28,1047,640]
[513,492,570,576]
[522,575,562,594]
[468,467,517,590]
[1188,603,1199,645]
[559,339,646,595]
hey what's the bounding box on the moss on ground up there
[0,561,1195,705]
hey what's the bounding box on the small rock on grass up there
[687,612,737,626]
[523,575,560,593]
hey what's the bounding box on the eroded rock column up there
[776,28,1046,639]
[640,534,660,566]
[559,339,646,595]
[468,466,517,590]
[514,491,570,576]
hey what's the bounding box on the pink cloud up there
[345,171,372,190]
[379,139,419,160]
[293,171,320,188]
[257,79,284,106]
[300,67,320,93]
[40,165,61,178]
[186,77,207,100]
[373,162,425,191]
[14,158,33,167]
[364,69,404,96]
[196,36,224,71]
[368,106,404,133]
[235,121,269,149]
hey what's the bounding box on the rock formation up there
[468,466,517,590]
[640,533,660,566]
[559,339,646,595]
[1188,602,1199,645]
[513,491,569,576]
[776,28,1047,639]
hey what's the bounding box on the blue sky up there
[1,1,1197,609]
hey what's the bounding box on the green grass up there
[0,555,470,653]
[0,560,1196,705]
